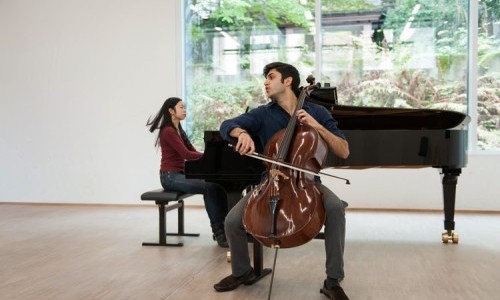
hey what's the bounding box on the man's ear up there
[284,76,293,87]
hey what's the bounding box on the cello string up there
[267,247,279,300]
[276,84,308,160]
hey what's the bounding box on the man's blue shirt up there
[219,100,346,149]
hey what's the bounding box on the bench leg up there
[175,200,200,237]
[142,201,199,247]
[142,202,183,247]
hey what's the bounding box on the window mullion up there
[467,0,478,153]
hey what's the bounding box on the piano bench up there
[141,189,200,247]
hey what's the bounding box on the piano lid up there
[305,85,468,130]
[331,105,469,130]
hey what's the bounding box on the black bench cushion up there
[141,189,192,202]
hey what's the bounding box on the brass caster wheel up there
[226,250,231,263]
[441,232,449,243]
[442,231,459,244]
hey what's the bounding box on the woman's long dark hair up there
[146,97,192,148]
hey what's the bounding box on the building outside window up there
[184,0,499,152]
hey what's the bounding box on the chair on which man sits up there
[141,188,200,247]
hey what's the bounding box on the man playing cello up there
[214,62,350,300]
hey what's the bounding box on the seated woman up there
[147,97,229,248]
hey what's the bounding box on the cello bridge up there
[270,169,289,181]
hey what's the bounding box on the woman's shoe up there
[213,233,229,248]
[211,224,229,248]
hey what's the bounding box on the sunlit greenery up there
[187,76,267,149]
[185,0,500,150]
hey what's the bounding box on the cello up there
[242,80,327,249]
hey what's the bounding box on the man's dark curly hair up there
[263,62,301,95]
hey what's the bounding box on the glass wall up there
[477,0,500,150]
[184,0,499,151]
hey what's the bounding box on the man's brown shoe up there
[320,280,349,300]
[213,268,255,292]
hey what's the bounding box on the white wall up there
[0,0,181,204]
[0,1,498,211]
[321,154,500,211]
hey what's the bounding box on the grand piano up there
[185,86,468,276]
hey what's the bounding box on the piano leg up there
[441,168,461,244]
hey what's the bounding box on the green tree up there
[321,0,380,13]
[188,0,311,71]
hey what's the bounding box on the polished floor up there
[0,203,499,300]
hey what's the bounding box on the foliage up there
[208,0,309,30]
[321,0,379,13]
[383,0,467,38]
[478,32,500,72]
[187,75,267,149]
[190,0,311,34]
[435,28,467,76]
[188,0,313,71]
[434,24,500,77]
[476,73,500,149]
[185,0,500,150]
[336,69,499,150]
[481,0,500,19]
[337,69,467,109]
